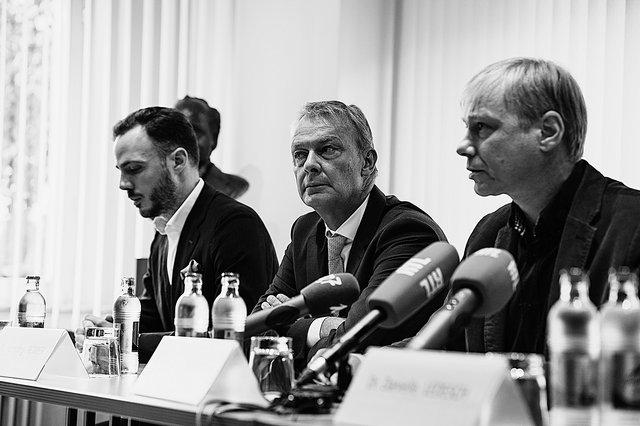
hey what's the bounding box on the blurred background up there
[1,0,639,329]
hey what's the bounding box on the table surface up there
[0,373,334,426]
[0,373,200,425]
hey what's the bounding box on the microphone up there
[296,242,459,386]
[406,247,519,350]
[245,273,360,337]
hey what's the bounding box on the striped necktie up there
[327,234,347,275]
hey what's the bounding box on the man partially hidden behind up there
[77,107,278,346]
[455,58,640,354]
[175,96,249,199]
[253,101,448,367]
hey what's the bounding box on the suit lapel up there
[548,163,604,307]
[307,219,327,281]
[169,185,215,321]
[346,186,386,273]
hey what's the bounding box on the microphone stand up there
[296,310,384,386]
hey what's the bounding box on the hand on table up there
[74,314,113,351]
[260,294,290,310]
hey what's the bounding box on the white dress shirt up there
[152,179,204,285]
[307,195,370,347]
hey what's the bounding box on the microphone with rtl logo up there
[296,242,459,386]
[245,273,360,337]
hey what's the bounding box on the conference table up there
[0,373,333,426]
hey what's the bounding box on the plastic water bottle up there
[212,272,246,346]
[547,268,599,426]
[113,277,141,374]
[600,267,640,425]
[17,275,46,328]
[175,272,209,337]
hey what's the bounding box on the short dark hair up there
[462,57,587,162]
[113,106,200,166]
[175,96,221,151]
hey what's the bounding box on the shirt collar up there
[324,195,370,241]
[153,179,205,235]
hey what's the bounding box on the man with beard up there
[77,107,278,345]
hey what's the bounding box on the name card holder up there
[334,348,533,426]
[134,336,268,407]
[0,327,88,380]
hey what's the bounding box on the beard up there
[141,167,179,218]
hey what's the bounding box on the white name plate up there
[0,327,88,380]
[334,348,533,426]
[134,336,268,407]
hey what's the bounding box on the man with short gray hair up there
[253,100,448,367]
[456,57,640,354]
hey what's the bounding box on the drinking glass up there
[82,326,121,377]
[249,336,294,401]
[507,352,549,426]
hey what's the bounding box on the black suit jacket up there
[140,183,279,333]
[462,161,640,353]
[253,186,448,364]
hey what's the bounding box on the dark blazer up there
[253,186,448,364]
[462,161,640,353]
[140,183,279,333]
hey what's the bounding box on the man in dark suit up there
[253,101,448,366]
[77,107,278,344]
[455,58,640,354]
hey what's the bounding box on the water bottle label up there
[17,312,45,327]
[608,352,640,409]
[175,318,208,332]
[550,352,597,408]
[213,329,244,342]
[117,320,139,353]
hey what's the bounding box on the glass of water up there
[82,326,121,377]
[249,336,294,401]
[507,352,549,426]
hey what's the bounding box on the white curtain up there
[3,0,640,331]
[4,0,237,327]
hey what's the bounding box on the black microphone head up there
[301,273,360,316]
[367,242,460,329]
[451,247,519,317]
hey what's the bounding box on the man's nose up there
[456,137,476,157]
[303,151,321,173]
[119,174,132,191]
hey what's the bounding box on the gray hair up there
[461,57,587,163]
[296,100,378,189]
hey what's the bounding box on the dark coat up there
[463,161,640,353]
[253,186,448,364]
[140,183,279,333]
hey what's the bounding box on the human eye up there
[292,150,307,166]
[125,164,143,175]
[320,144,340,158]
[470,122,493,139]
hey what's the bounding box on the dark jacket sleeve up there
[208,208,279,314]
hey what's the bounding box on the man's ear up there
[361,149,378,176]
[539,111,565,153]
[169,147,189,172]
